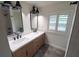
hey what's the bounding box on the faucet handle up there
[13,37,16,40]
[17,34,19,39]
[20,35,22,38]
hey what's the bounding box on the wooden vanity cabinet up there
[12,46,27,57]
[12,33,45,57]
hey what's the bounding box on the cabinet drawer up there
[26,40,37,56]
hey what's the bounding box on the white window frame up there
[49,15,57,31]
[57,14,69,32]
[48,14,69,33]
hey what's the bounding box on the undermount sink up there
[12,37,28,44]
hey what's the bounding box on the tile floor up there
[33,44,65,57]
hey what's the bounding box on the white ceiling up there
[26,1,64,7]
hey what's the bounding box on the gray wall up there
[0,8,12,57]
[66,2,79,57]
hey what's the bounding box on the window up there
[58,15,68,32]
[49,15,57,30]
[49,15,68,32]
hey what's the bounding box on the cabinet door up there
[26,40,36,56]
[36,36,43,48]
[13,46,27,57]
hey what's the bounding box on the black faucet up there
[14,32,20,39]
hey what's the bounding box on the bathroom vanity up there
[8,31,45,57]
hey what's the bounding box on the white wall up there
[20,2,32,35]
[37,2,77,51]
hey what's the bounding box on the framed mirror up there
[1,1,24,35]
[10,7,23,34]
[30,6,39,32]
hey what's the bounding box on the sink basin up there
[12,37,28,44]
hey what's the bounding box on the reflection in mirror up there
[10,7,23,33]
[31,14,38,31]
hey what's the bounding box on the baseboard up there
[47,43,65,52]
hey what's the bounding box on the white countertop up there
[8,31,44,52]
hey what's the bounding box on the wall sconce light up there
[15,1,21,9]
[30,6,39,14]
[1,1,21,9]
